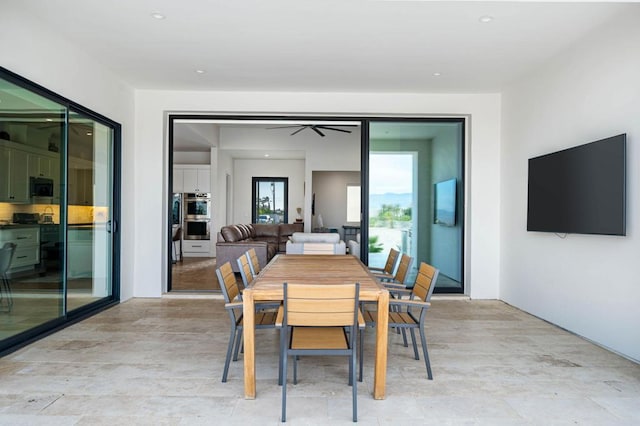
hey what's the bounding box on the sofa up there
[347,233,360,258]
[216,223,303,272]
[285,232,346,255]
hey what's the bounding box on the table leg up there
[373,290,388,399]
[243,291,256,399]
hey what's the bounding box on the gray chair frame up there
[215,262,277,383]
[280,282,360,423]
[363,262,439,380]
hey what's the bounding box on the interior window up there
[252,177,288,224]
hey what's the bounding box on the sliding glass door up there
[368,120,464,293]
[0,67,119,354]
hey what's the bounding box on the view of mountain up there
[369,193,412,214]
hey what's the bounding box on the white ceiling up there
[11,1,636,93]
[10,1,637,154]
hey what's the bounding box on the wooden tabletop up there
[246,254,385,301]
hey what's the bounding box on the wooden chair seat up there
[291,327,349,350]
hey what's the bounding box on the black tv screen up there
[527,134,626,236]
[434,178,456,226]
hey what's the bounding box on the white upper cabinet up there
[177,166,210,193]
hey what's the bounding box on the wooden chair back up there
[412,262,439,302]
[384,248,400,274]
[393,253,413,284]
[237,254,254,288]
[216,261,240,303]
[246,248,261,276]
[284,283,359,327]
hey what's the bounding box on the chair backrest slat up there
[237,254,254,287]
[216,261,240,303]
[384,248,400,275]
[412,262,439,302]
[246,248,261,276]
[393,254,413,284]
[285,283,358,327]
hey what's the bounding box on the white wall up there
[312,171,361,236]
[232,159,305,224]
[1,5,136,301]
[135,90,501,298]
[501,10,640,362]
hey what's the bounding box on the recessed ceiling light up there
[151,12,165,20]
[433,72,441,77]
[86,132,93,136]
[479,15,494,23]
[264,154,270,158]
[195,69,206,74]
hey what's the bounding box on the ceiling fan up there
[268,124,357,137]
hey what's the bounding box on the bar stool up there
[172,227,182,263]
[0,242,16,313]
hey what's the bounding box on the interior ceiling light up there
[433,72,441,77]
[479,15,494,23]
[151,12,166,20]
[264,154,270,157]
[195,69,206,74]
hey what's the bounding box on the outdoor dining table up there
[242,254,390,400]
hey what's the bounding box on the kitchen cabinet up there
[173,167,184,193]
[175,165,211,193]
[182,240,210,257]
[0,146,30,203]
[0,226,40,271]
[68,157,93,205]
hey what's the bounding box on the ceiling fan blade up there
[311,126,325,137]
[316,126,352,134]
[291,127,306,136]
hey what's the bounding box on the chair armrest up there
[225,301,243,310]
[368,266,385,272]
[389,299,431,309]
[383,282,407,289]
[275,305,284,327]
[358,309,365,329]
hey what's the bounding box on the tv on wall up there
[434,178,457,226]
[527,133,626,236]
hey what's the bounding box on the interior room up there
[1,1,639,423]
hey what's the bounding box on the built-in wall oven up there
[184,219,211,240]
[184,193,211,220]
[183,193,211,240]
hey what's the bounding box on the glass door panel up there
[0,76,66,341]
[368,121,464,293]
[66,111,113,311]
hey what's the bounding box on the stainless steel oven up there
[184,219,211,240]
[184,193,211,220]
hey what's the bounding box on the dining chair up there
[368,248,399,281]
[0,242,16,313]
[362,262,439,379]
[246,247,261,276]
[215,261,277,382]
[237,253,254,289]
[379,253,413,287]
[277,282,363,422]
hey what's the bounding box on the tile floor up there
[0,297,639,425]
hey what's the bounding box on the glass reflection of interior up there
[0,77,114,344]
[0,77,65,340]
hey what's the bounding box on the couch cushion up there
[221,225,242,242]
[253,224,280,238]
[290,232,340,244]
[237,224,251,240]
[246,223,257,238]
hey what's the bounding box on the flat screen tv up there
[527,133,626,236]
[434,178,456,226]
